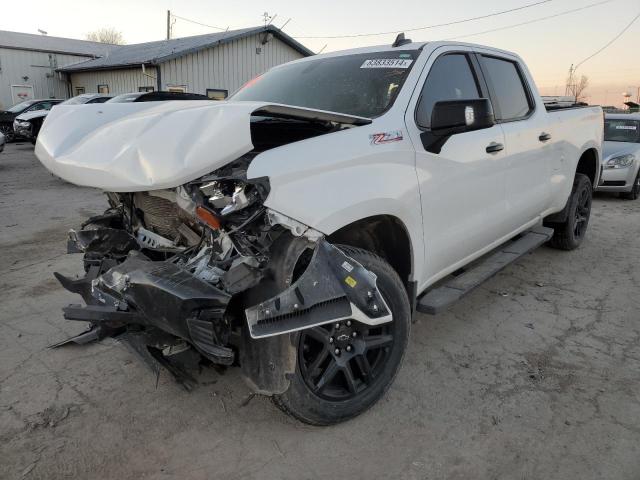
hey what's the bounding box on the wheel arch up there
[576,146,600,187]
[327,214,414,296]
[545,146,600,224]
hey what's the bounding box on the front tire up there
[273,246,411,425]
[620,170,640,200]
[547,173,592,250]
[0,124,14,143]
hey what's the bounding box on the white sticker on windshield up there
[615,125,637,130]
[361,58,413,69]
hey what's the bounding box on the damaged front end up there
[53,109,389,394]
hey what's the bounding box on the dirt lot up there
[1,142,639,480]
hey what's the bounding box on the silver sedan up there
[0,131,5,153]
[599,114,640,200]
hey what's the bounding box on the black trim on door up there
[473,53,536,124]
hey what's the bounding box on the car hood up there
[16,110,49,122]
[35,101,369,192]
[602,141,640,162]
[35,100,267,192]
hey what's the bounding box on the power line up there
[292,0,555,39]
[446,0,614,40]
[574,11,640,69]
[171,13,228,32]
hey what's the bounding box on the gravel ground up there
[1,142,639,480]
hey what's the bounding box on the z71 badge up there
[370,131,404,145]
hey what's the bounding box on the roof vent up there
[392,33,412,48]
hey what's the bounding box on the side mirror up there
[417,99,496,154]
[417,98,495,135]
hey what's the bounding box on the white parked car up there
[598,113,640,200]
[0,131,5,153]
[35,37,603,425]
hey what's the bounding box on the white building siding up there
[0,47,90,109]
[69,67,157,96]
[159,33,303,96]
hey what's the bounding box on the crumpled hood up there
[16,109,50,122]
[35,100,271,192]
[603,141,640,162]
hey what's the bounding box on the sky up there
[2,0,640,106]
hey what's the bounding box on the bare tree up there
[86,28,125,45]
[566,73,589,102]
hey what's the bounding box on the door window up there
[415,54,481,129]
[480,56,532,121]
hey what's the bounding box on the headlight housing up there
[606,154,635,169]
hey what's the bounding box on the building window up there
[138,86,155,92]
[75,87,85,95]
[167,85,187,93]
[97,84,109,94]
[206,88,228,100]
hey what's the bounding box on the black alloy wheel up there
[273,245,411,425]
[298,319,395,400]
[0,124,14,142]
[547,173,593,251]
[573,185,591,240]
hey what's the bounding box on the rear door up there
[405,48,508,283]
[476,53,554,230]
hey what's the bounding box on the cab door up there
[405,49,509,285]
[476,53,553,230]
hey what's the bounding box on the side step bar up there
[417,226,553,315]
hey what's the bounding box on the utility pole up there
[167,10,171,40]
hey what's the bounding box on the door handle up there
[486,142,504,154]
[539,132,552,142]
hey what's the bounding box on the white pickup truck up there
[37,36,603,425]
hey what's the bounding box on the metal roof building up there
[58,26,313,99]
[0,30,117,109]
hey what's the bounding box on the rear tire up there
[547,173,592,251]
[620,171,640,200]
[273,246,411,425]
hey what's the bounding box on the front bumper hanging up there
[245,240,392,339]
[54,231,392,388]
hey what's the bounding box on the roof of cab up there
[279,40,520,67]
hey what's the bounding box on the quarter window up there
[416,54,481,128]
[480,56,532,121]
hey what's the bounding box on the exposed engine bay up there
[52,109,391,393]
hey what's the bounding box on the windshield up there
[231,51,419,118]
[107,93,143,103]
[6,100,36,113]
[604,119,640,143]
[61,95,91,105]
